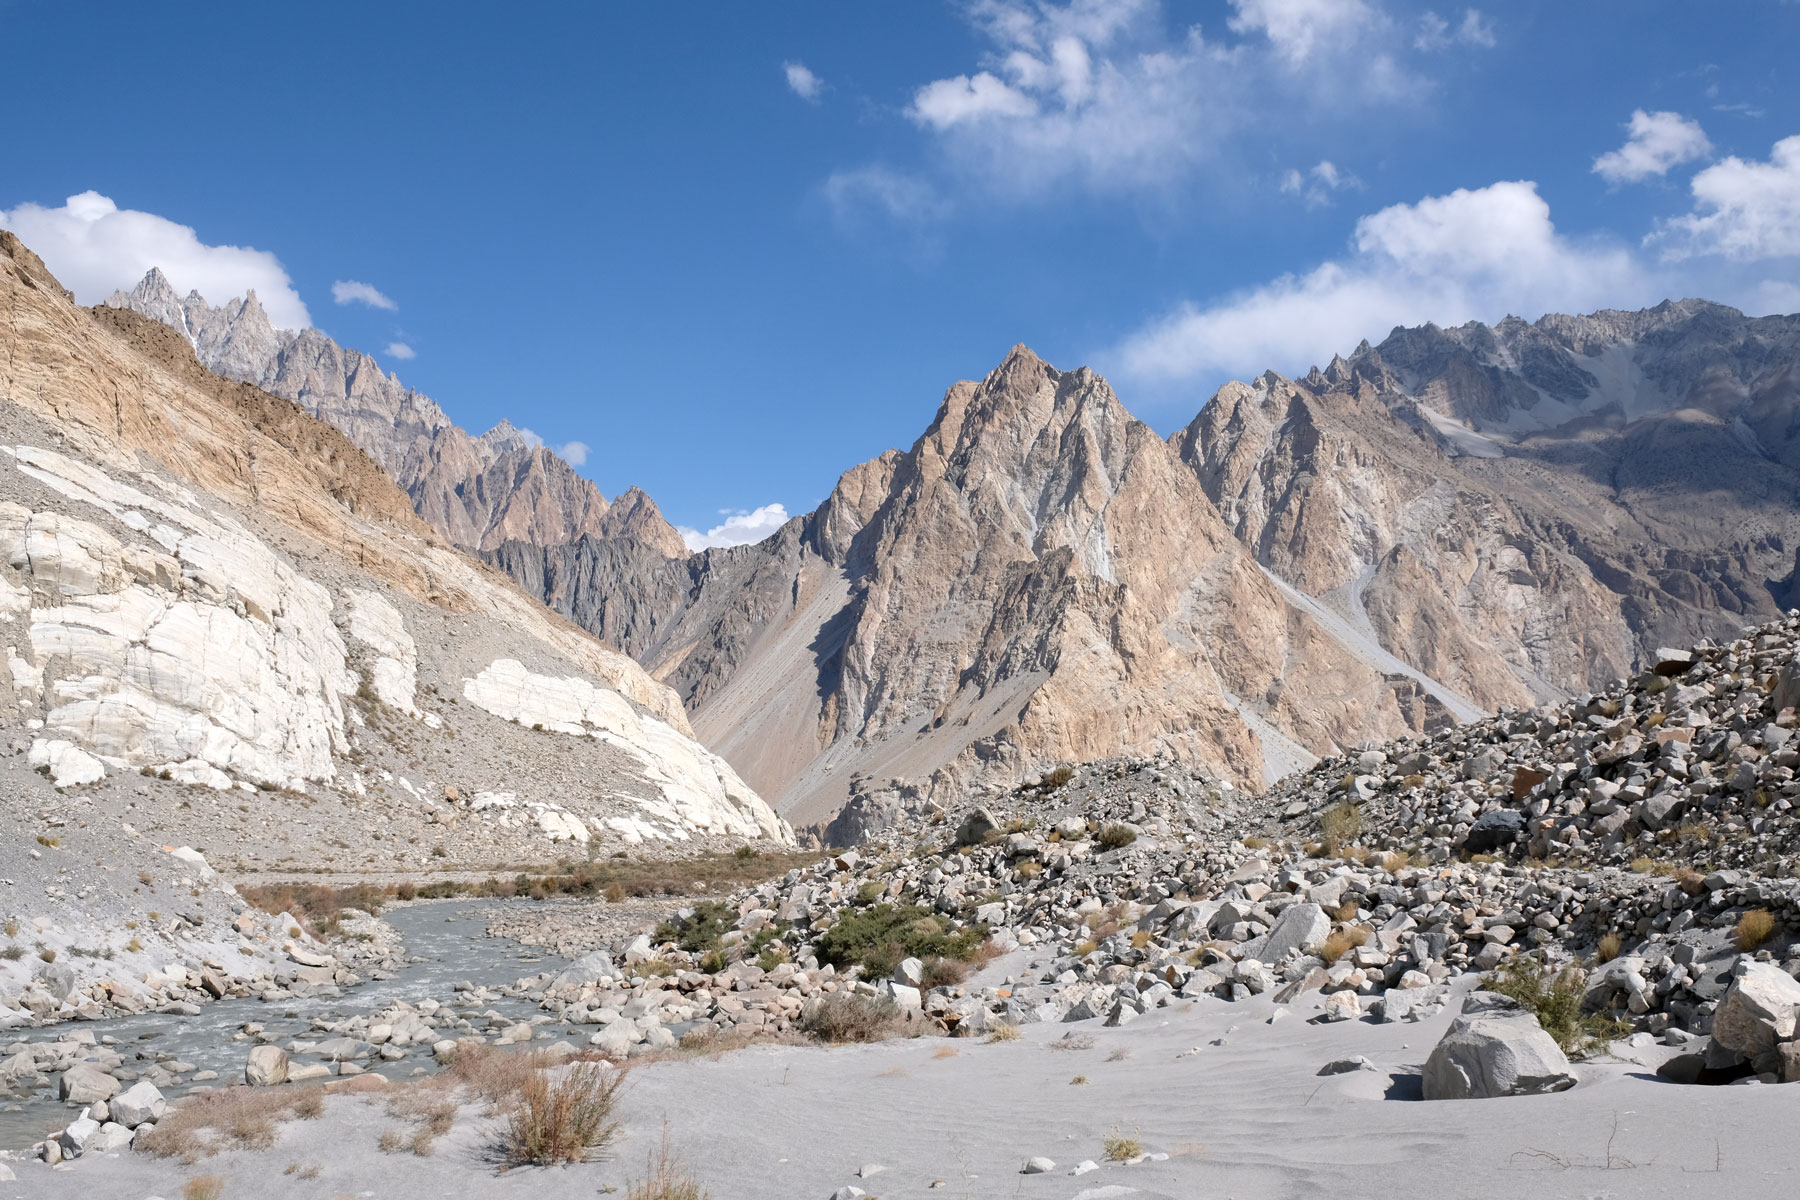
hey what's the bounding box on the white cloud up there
[0,190,311,328]
[1414,8,1495,51]
[1114,180,1648,382]
[784,61,823,101]
[1593,110,1712,185]
[679,504,791,551]
[823,165,949,231]
[1228,0,1379,66]
[384,341,416,360]
[1655,134,1800,261]
[893,0,1434,199]
[1280,159,1360,207]
[332,279,397,310]
[556,441,590,467]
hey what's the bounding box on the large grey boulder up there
[1463,809,1525,853]
[109,1081,167,1127]
[1254,903,1329,964]
[553,951,618,988]
[245,1044,289,1086]
[1422,1001,1576,1099]
[57,1064,120,1104]
[1711,961,1800,1069]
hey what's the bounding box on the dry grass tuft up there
[182,1177,226,1200]
[1049,1033,1096,1052]
[1332,899,1361,923]
[1595,932,1622,964]
[800,993,910,1044]
[1104,1125,1143,1162]
[1381,850,1413,874]
[932,1046,958,1059]
[985,1023,1022,1043]
[139,1086,328,1162]
[1675,867,1707,896]
[1736,908,1777,952]
[627,1126,711,1200]
[1320,925,1370,964]
[502,1061,627,1166]
[1320,802,1362,856]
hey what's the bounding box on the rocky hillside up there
[103,269,688,557]
[0,232,786,1020]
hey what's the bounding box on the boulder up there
[245,1044,289,1086]
[1254,903,1329,964]
[1711,961,1800,1069]
[1422,1005,1576,1099]
[1463,809,1525,853]
[955,808,998,847]
[553,951,617,988]
[58,1064,120,1104]
[109,1080,167,1127]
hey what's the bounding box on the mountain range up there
[104,269,1800,840]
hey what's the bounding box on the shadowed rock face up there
[103,269,688,559]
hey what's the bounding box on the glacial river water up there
[0,899,574,1150]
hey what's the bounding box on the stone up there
[1320,991,1362,1022]
[1317,1055,1376,1075]
[1711,961,1800,1067]
[554,951,618,988]
[109,1081,167,1127]
[58,1064,120,1104]
[1464,809,1525,853]
[955,808,999,847]
[1255,903,1330,964]
[88,1121,134,1153]
[1422,1008,1577,1100]
[245,1045,289,1086]
[1021,1157,1056,1174]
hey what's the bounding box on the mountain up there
[495,347,1476,834]
[102,269,688,558]
[1180,300,1800,709]
[493,304,1800,839]
[0,229,784,907]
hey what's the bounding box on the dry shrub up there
[502,1061,626,1166]
[800,993,908,1044]
[920,955,969,989]
[1381,850,1412,874]
[1320,925,1370,964]
[1332,899,1360,923]
[985,1023,1021,1043]
[1736,908,1777,952]
[1595,932,1622,964]
[1096,823,1137,850]
[1242,835,1269,851]
[1049,1033,1095,1052]
[627,1126,710,1200]
[1103,1125,1143,1162]
[377,1129,404,1154]
[932,1046,958,1059]
[1320,802,1362,856]
[139,1086,328,1162]
[182,1177,226,1200]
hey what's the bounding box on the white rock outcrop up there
[464,658,786,840]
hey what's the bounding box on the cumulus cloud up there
[1593,110,1713,185]
[332,279,397,310]
[679,504,791,551]
[556,441,590,467]
[384,342,416,360]
[0,190,310,328]
[784,61,824,101]
[1280,159,1360,208]
[1654,134,1800,261]
[1114,180,1648,382]
[1413,8,1495,51]
[893,0,1447,200]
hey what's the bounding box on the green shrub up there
[653,901,735,955]
[1320,801,1362,856]
[815,903,986,980]
[1483,955,1625,1057]
[799,993,907,1043]
[1041,765,1075,790]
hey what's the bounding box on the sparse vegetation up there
[1483,955,1626,1057]
[139,1085,329,1161]
[815,902,987,980]
[182,1177,226,1200]
[502,1062,626,1165]
[0,947,22,961]
[799,993,910,1043]
[1096,823,1138,850]
[1041,764,1075,789]
[1320,925,1370,964]
[1595,932,1622,963]
[1736,908,1777,952]
[626,1125,711,1200]
[986,1023,1021,1043]
[1320,801,1362,856]
[1104,1125,1143,1162]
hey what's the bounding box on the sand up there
[12,977,1799,1200]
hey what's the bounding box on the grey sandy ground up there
[13,984,1797,1200]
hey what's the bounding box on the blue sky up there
[4,1,1798,546]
